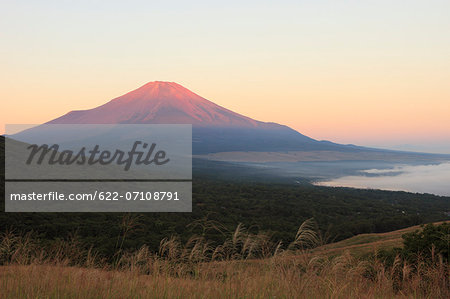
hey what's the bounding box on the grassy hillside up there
[314,221,447,257]
[1,222,448,298]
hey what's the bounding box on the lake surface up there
[316,162,450,197]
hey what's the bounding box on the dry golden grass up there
[1,253,448,299]
[0,220,448,299]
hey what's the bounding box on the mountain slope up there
[50,81,281,129]
[313,221,447,257]
[47,81,352,153]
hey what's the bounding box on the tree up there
[402,222,449,262]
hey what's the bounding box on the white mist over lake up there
[316,162,450,196]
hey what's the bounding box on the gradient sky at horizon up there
[1,0,450,153]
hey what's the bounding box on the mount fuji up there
[50,81,276,128]
[48,81,358,154]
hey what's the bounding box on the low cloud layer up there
[317,162,450,196]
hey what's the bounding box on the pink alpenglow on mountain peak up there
[49,81,276,128]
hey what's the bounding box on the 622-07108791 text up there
[99,191,180,201]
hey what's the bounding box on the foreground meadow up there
[0,220,448,298]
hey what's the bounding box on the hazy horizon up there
[359,141,450,155]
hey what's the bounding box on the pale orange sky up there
[1,1,450,153]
